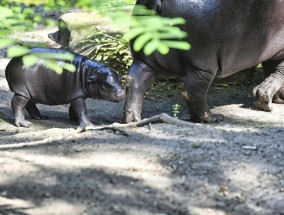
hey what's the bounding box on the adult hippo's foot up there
[123,60,155,123]
[253,60,284,111]
[182,68,223,123]
[273,86,284,104]
[253,76,280,111]
[181,89,224,123]
[190,112,224,123]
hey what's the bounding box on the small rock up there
[242,145,258,150]
[144,188,151,193]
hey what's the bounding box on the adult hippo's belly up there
[124,0,284,123]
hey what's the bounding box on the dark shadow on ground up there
[0,120,283,214]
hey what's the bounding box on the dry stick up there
[86,113,194,132]
[0,114,193,149]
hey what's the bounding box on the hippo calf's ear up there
[87,74,97,83]
[48,31,59,42]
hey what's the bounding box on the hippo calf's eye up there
[107,76,115,84]
[102,83,112,89]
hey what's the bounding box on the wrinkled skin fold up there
[124,0,284,123]
[5,48,125,131]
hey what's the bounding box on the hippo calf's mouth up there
[110,89,126,102]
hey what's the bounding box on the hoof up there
[76,122,94,132]
[33,115,48,120]
[207,113,224,123]
[254,100,273,112]
[190,113,224,123]
[123,110,141,123]
[15,120,32,127]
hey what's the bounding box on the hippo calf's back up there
[6,55,86,105]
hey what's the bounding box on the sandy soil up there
[0,26,284,215]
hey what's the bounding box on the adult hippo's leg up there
[123,60,155,123]
[273,86,284,104]
[25,101,44,120]
[70,98,93,131]
[182,68,224,123]
[253,60,284,111]
[11,94,32,127]
[69,105,78,122]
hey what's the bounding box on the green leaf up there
[123,27,144,40]
[0,29,12,36]
[62,63,76,72]
[0,39,14,49]
[157,43,170,55]
[33,16,42,22]
[22,55,39,67]
[23,8,34,15]
[36,52,74,61]
[162,41,191,50]
[143,39,159,55]
[44,60,63,74]
[133,33,152,52]
[7,46,30,58]
[0,6,14,19]
[168,17,186,25]
[12,6,22,13]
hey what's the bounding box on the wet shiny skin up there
[124,0,284,123]
[5,48,125,129]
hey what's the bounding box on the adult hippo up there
[124,0,284,123]
[6,48,125,131]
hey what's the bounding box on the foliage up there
[78,31,132,75]
[172,103,181,118]
[0,1,76,73]
[75,0,134,11]
[83,3,190,75]
[125,5,190,55]
[0,0,190,74]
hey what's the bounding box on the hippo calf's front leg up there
[183,69,224,123]
[70,98,93,132]
[123,60,155,123]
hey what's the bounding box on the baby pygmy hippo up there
[5,48,125,131]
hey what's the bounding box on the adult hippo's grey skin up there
[5,48,125,131]
[124,0,284,123]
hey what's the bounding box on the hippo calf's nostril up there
[116,89,125,98]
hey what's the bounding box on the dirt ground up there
[1,25,284,215]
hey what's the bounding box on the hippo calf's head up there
[87,66,125,102]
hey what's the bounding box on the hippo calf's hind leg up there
[123,60,155,123]
[25,101,46,120]
[11,94,32,127]
[183,69,224,123]
[253,60,284,111]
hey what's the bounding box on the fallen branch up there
[86,113,194,132]
[0,114,193,149]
